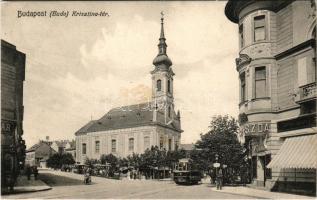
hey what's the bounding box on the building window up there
[129,138,134,151]
[159,137,164,149]
[240,72,246,102]
[168,106,171,118]
[239,23,244,47]
[82,143,86,155]
[167,80,171,93]
[175,140,179,150]
[144,136,150,150]
[111,139,116,153]
[95,141,100,154]
[255,67,266,98]
[157,79,161,91]
[168,139,172,151]
[254,15,266,42]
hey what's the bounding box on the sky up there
[1,1,239,148]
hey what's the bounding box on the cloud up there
[2,2,239,147]
[80,15,158,81]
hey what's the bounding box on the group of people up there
[25,165,38,180]
[209,168,223,190]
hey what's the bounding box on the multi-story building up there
[1,40,26,191]
[75,16,182,163]
[225,0,316,195]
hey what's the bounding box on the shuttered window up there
[255,67,266,98]
[254,15,266,42]
[144,136,150,150]
[111,139,116,153]
[82,143,86,155]
[95,141,100,153]
[160,137,164,149]
[129,138,134,151]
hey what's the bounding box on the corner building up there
[1,40,26,191]
[75,16,182,163]
[225,0,316,195]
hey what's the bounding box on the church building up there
[75,15,182,163]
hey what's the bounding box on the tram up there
[173,158,202,185]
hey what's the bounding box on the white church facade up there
[75,16,183,163]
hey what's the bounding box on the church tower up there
[151,13,175,122]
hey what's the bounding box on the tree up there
[127,153,142,169]
[61,153,75,165]
[192,115,245,172]
[165,149,187,170]
[100,154,118,176]
[47,153,62,169]
[47,153,76,169]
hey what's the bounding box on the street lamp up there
[215,154,219,162]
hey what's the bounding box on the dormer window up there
[254,15,266,42]
[157,79,162,91]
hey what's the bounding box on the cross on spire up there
[160,11,165,39]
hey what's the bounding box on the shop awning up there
[267,134,317,169]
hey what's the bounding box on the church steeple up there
[158,13,167,55]
[153,12,172,68]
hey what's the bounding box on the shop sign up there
[1,120,16,134]
[240,122,270,136]
[213,163,220,168]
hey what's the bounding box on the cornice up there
[275,39,316,60]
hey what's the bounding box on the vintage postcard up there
[1,0,316,199]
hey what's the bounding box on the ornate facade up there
[225,0,316,195]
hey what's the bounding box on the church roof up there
[75,102,182,136]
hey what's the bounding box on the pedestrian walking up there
[216,168,223,190]
[26,165,32,180]
[33,166,39,180]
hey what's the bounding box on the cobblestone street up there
[2,169,254,199]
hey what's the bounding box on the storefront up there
[241,121,272,187]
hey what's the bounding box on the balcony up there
[296,82,316,104]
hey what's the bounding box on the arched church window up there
[157,80,162,91]
[167,80,171,93]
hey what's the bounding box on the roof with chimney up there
[75,102,181,136]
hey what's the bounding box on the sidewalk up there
[211,186,315,199]
[3,175,52,195]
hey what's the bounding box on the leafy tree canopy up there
[192,115,244,171]
[47,153,75,169]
